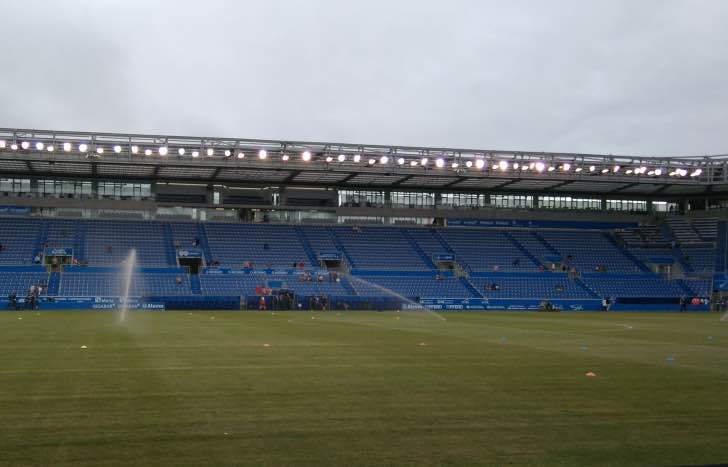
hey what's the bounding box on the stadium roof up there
[1,127,727,197]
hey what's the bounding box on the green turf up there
[1,310,727,466]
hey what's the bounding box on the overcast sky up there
[0,0,726,157]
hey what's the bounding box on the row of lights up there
[0,139,704,177]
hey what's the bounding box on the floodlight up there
[498,160,508,171]
[302,150,312,161]
[21,141,30,150]
[338,154,346,162]
[613,165,620,173]
[691,168,702,177]
[465,160,473,168]
[178,148,186,156]
[574,167,582,173]
[588,165,596,172]
[10,143,18,151]
[282,154,290,161]
[380,156,389,164]
[368,158,376,165]
[397,157,405,165]
[452,162,459,169]
[601,168,609,174]
[144,149,152,156]
[435,158,445,168]
[96,147,104,154]
[130,145,138,154]
[475,159,485,169]
[513,162,519,170]
[410,160,418,167]
[562,163,570,171]
[535,162,545,172]
[353,154,361,163]
[192,151,199,158]
[35,142,44,151]
[421,158,428,166]
[224,149,231,157]
[547,166,555,172]
[258,149,267,159]
[46,145,54,152]
[113,145,122,154]
[654,168,662,176]
[0,140,5,148]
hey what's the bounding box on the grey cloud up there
[0,0,727,157]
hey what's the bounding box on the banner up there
[447,218,637,230]
[318,252,342,261]
[433,254,455,261]
[0,206,31,215]
[44,247,73,256]
[177,248,203,258]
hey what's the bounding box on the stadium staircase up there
[432,229,456,255]
[503,232,542,268]
[459,277,482,298]
[402,230,437,269]
[294,226,320,267]
[33,219,49,260]
[339,276,357,295]
[74,220,87,263]
[47,272,60,295]
[716,221,728,273]
[658,221,694,273]
[675,279,697,297]
[196,224,213,265]
[573,277,600,298]
[162,223,177,266]
[189,274,202,295]
[532,232,560,256]
[326,227,355,267]
[602,232,651,273]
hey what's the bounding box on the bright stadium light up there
[113,145,122,154]
[397,157,405,165]
[0,140,5,148]
[691,168,702,177]
[647,170,655,176]
[451,162,459,169]
[613,165,620,173]
[144,149,152,156]
[78,143,88,152]
[258,149,267,159]
[574,167,582,173]
[192,150,199,158]
[178,148,186,156]
[410,160,418,167]
[380,156,389,164]
[325,155,334,163]
[10,143,18,151]
[562,163,571,171]
[626,169,633,175]
[338,154,346,162]
[158,146,168,156]
[465,160,473,168]
[46,145,54,152]
[353,154,361,163]
[529,162,536,170]
[492,164,499,170]
[206,148,214,157]
[281,154,290,161]
[498,160,508,171]
[421,158,428,166]
[654,168,662,176]
[588,165,596,172]
[302,150,312,161]
[535,162,545,172]
[638,166,647,174]
[547,166,555,172]
[435,158,445,168]
[678,168,688,176]
[475,159,485,169]
[368,158,376,165]
[96,147,104,155]
[224,149,232,157]
[601,168,609,174]
[513,162,519,170]
[130,145,139,154]
[21,141,30,150]
[35,142,44,151]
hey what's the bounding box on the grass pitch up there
[1,310,727,467]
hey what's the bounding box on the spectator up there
[106,244,113,253]
[435,273,443,281]
[538,264,545,272]
[193,237,200,247]
[34,254,41,264]
[550,263,556,272]
[555,284,564,293]
[492,264,500,272]
[8,292,16,310]
[175,276,182,285]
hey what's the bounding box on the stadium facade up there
[1,127,727,312]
